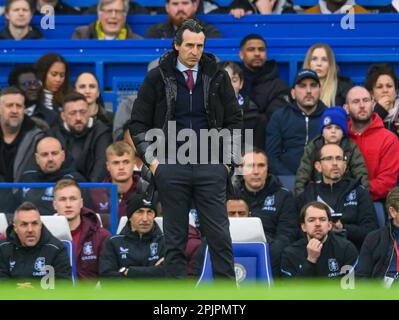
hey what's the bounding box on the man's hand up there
[306,238,323,264]
[155,257,164,266]
[332,220,343,230]
[377,96,394,112]
[149,159,159,175]
[256,0,277,14]
[230,8,252,19]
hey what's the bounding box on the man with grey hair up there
[0,86,44,183]
[0,201,71,279]
[72,0,141,40]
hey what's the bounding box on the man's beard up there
[169,13,192,27]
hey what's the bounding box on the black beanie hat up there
[126,194,157,219]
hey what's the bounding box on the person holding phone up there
[296,144,378,250]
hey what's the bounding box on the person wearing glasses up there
[8,64,58,130]
[72,0,142,40]
[344,86,399,201]
[296,143,378,250]
[295,106,369,196]
[49,91,112,182]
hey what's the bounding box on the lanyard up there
[394,240,399,273]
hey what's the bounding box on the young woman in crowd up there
[303,43,353,107]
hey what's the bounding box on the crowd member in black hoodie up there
[17,136,86,215]
[232,149,298,276]
[239,34,289,150]
[0,0,43,40]
[296,144,378,250]
[0,201,71,279]
[8,64,58,130]
[357,187,399,285]
[50,91,112,182]
[281,201,358,278]
[53,179,110,280]
[100,194,165,279]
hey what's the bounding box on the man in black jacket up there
[8,65,58,130]
[0,201,71,280]
[144,0,221,39]
[281,201,358,278]
[239,34,289,150]
[18,136,86,215]
[129,19,241,280]
[296,144,378,249]
[99,194,165,278]
[233,149,298,276]
[357,187,399,284]
[50,92,112,182]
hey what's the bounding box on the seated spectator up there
[229,0,296,19]
[218,61,260,147]
[74,72,113,129]
[344,86,399,201]
[364,63,399,137]
[357,187,399,283]
[35,53,71,113]
[232,149,298,276]
[227,198,250,218]
[304,0,368,13]
[144,0,221,38]
[34,0,80,14]
[53,179,111,279]
[0,86,44,183]
[239,34,289,150]
[266,69,326,175]
[18,136,86,215]
[72,0,141,40]
[84,0,149,14]
[0,201,71,279]
[99,193,165,278]
[303,43,353,107]
[379,1,399,13]
[50,92,112,182]
[295,106,369,195]
[281,201,358,278]
[0,0,43,40]
[296,144,378,249]
[90,141,145,221]
[8,64,58,130]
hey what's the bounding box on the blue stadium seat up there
[294,0,390,6]
[277,175,296,194]
[62,240,78,283]
[112,76,144,112]
[212,0,233,6]
[373,201,386,228]
[62,0,98,7]
[134,0,164,6]
[197,242,273,286]
[293,0,317,6]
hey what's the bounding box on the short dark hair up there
[315,143,345,162]
[0,86,24,98]
[14,201,39,216]
[63,91,87,108]
[364,63,398,92]
[5,0,34,14]
[240,34,266,49]
[173,18,205,48]
[386,186,399,213]
[218,61,243,81]
[8,64,37,87]
[243,147,268,162]
[300,201,331,224]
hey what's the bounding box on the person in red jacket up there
[53,178,111,279]
[344,86,399,201]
